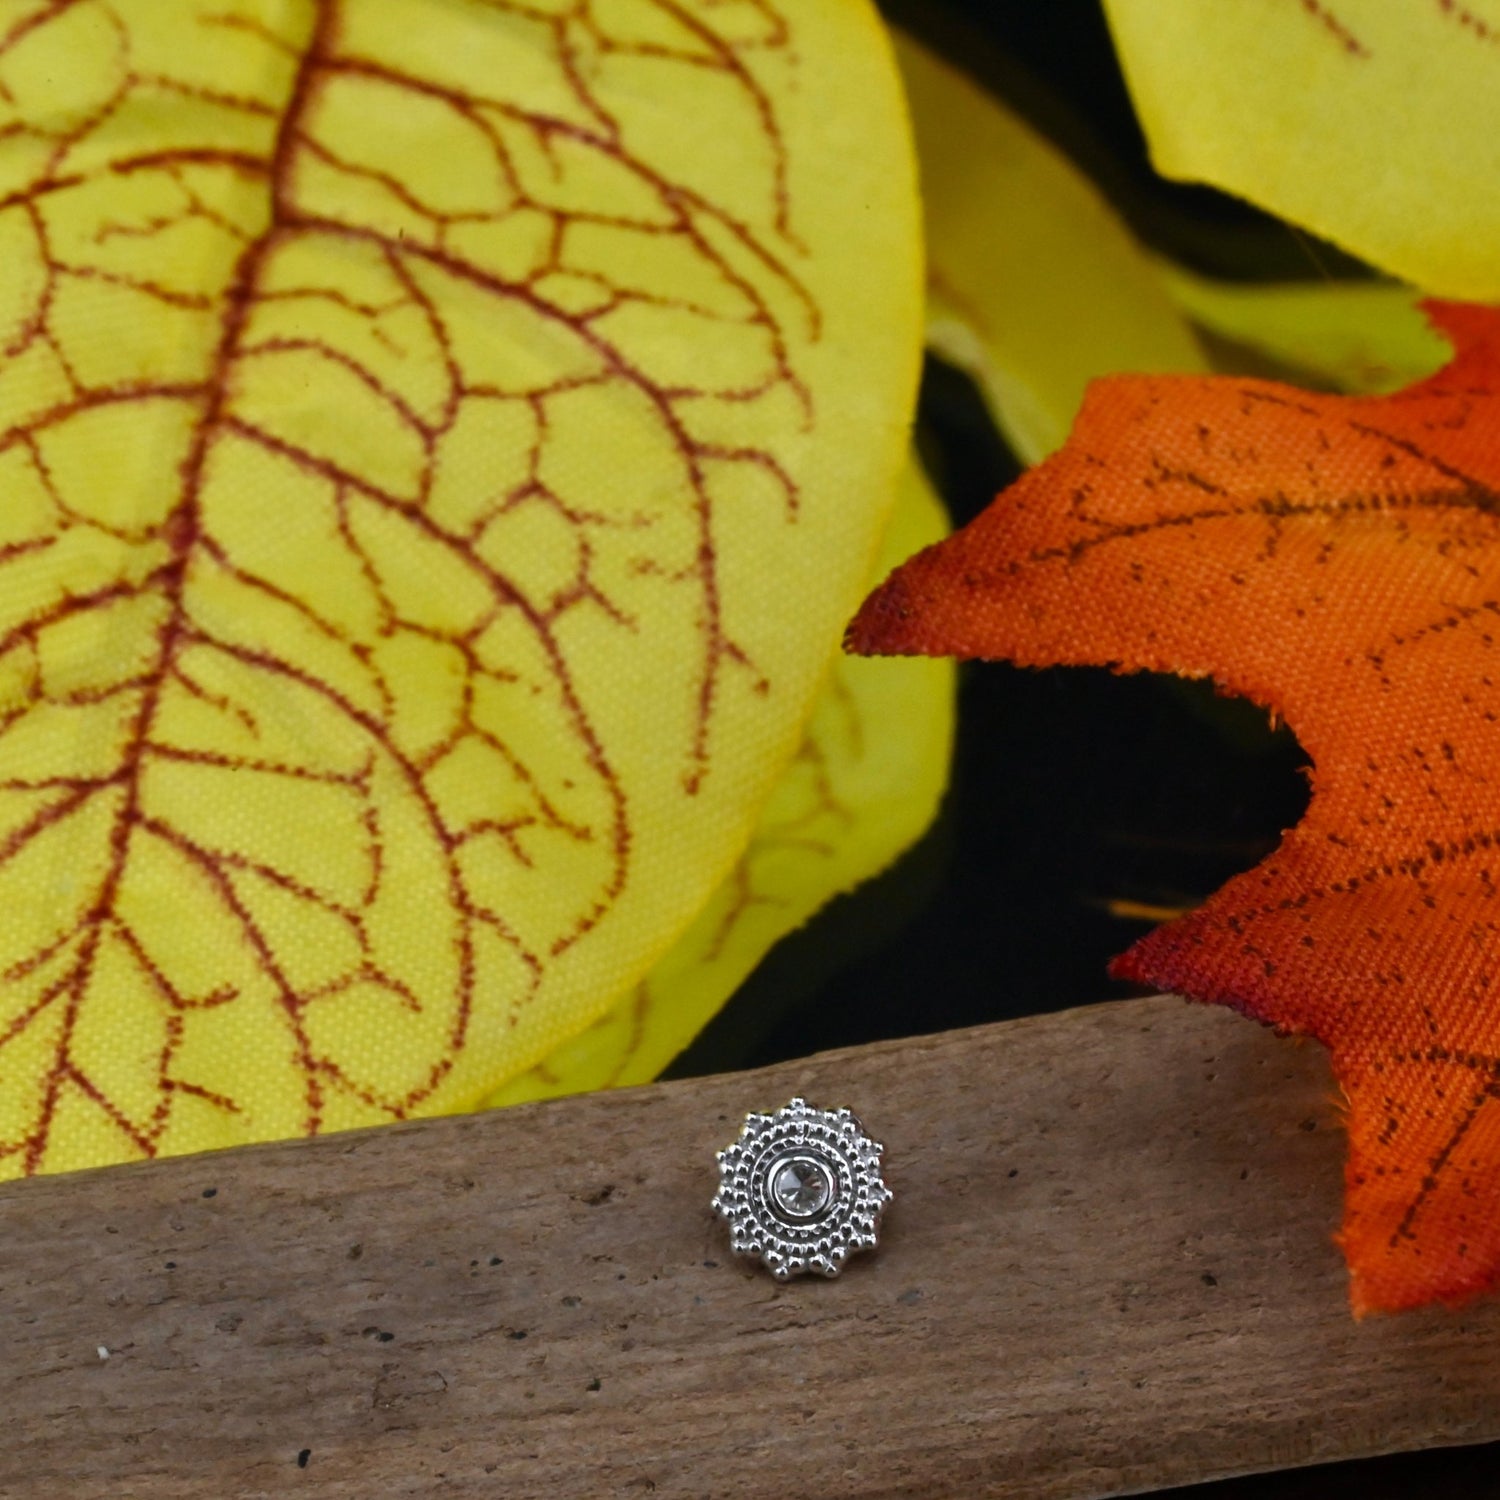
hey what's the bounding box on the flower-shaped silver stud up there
[711,1097,891,1279]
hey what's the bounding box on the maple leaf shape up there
[0,0,920,1174]
[850,302,1500,1314]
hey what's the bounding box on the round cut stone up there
[769,1155,832,1219]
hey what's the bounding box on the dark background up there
[668,3,1495,1495]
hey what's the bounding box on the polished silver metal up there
[711,1097,891,1280]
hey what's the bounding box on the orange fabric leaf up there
[849,302,1500,1315]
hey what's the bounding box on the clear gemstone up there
[769,1156,832,1218]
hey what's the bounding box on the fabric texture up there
[853,304,1500,1313]
[0,0,932,1174]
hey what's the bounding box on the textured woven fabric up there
[853,304,1500,1313]
[1104,0,1500,299]
[0,0,931,1176]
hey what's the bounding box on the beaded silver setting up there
[711,1097,891,1280]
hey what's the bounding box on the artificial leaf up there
[0,0,921,1174]
[1102,0,1500,298]
[487,454,952,1104]
[850,302,1500,1315]
[896,29,1204,467]
[1156,264,1450,396]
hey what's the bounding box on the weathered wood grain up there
[3,994,1499,1499]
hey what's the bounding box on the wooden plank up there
[3,994,1500,1499]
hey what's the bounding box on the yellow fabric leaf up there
[1101,0,1500,299]
[896,30,1204,466]
[1153,264,1450,395]
[0,0,920,1174]
[486,455,952,1104]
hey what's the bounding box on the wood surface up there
[4,994,1500,1499]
